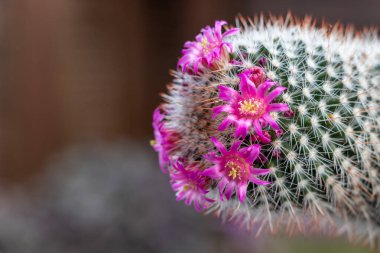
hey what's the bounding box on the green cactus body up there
[154,15,380,248]
[209,16,380,246]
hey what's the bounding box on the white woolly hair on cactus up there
[151,13,380,249]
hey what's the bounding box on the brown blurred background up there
[0,0,379,182]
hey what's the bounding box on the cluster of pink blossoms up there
[178,20,239,73]
[152,21,290,212]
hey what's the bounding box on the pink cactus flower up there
[202,137,270,203]
[213,72,289,142]
[151,107,177,173]
[240,66,266,86]
[178,20,239,74]
[170,160,214,212]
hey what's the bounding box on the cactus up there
[152,14,380,248]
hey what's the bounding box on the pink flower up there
[152,107,177,173]
[240,66,266,86]
[212,72,289,142]
[178,20,240,73]
[203,137,270,203]
[170,160,214,212]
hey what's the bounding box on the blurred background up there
[0,0,378,252]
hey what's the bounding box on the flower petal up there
[236,183,248,202]
[193,58,201,73]
[239,73,257,97]
[268,103,290,112]
[202,165,222,179]
[240,144,261,164]
[224,182,235,200]
[262,113,280,131]
[222,42,234,53]
[222,27,240,38]
[214,20,227,40]
[250,176,271,185]
[218,85,239,101]
[203,151,219,163]
[257,80,277,97]
[218,178,228,200]
[184,192,193,205]
[265,86,287,103]
[153,107,164,124]
[210,137,228,155]
[158,153,168,173]
[253,120,270,143]
[230,140,242,153]
[250,167,271,175]
[212,105,233,119]
[218,115,235,131]
[176,191,186,201]
[177,54,193,70]
[235,119,250,138]
[193,200,201,212]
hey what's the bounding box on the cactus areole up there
[151,15,380,248]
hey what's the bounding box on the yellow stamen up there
[226,161,242,180]
[183,183,196,192]
[228,168,238,180]
[238,98,265,117]
[201,38,208,48]
[150,140,156,147]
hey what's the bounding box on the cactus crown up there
[152,14,380,248]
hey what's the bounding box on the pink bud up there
[272,149,283,158]
[258,57,267,67]
[258,153,268,164]
[229,59,243,65]
[251,130,271,144]
[284,109,295,118]
[242,66,266,86]
[275,129,284,138]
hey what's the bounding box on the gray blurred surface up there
[0,141,372,252]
